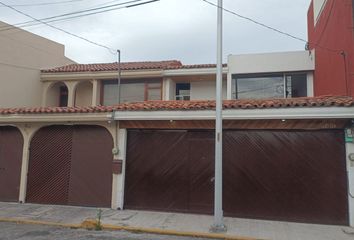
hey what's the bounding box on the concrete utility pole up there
[211,0,226,233]
[117,49,121,104]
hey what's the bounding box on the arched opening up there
[74,81,93,107]
[46,82,68,107]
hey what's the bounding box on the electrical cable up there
[201,0,342,54]
[0,0,148,31]
[0,0,85,7]
[0,0,159,53]
[0,1,116,53]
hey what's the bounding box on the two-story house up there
[39,51,314,108]
[0,1,354,228]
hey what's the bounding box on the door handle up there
[210,177,215,182]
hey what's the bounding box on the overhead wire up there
[0,0,86,7]
[0,1,115,53]
[201,0,342,54]
[0,0,159,53]
[0,0,148,32]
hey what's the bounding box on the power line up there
[0,0,147,31]
[201,0,341,54]
[0,0,159,53]
[0,0,86,7]
[0,1,116,53]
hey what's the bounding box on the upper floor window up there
[232,73,307,99]
[102,79,162,105]
[176,83,191,100]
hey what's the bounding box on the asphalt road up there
[0,222,215,240]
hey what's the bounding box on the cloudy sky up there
[0,0,311,64]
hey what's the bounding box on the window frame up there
[100,78,163,105]
[232,72,308,100]
[175,83,191,100]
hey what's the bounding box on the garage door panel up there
[188,132,214,214]
[223,130,348,225]
[27,125,113,208]
[125,130,190,211]
[68,126,113,208]
[26,126,72,205]
[0,127,23,202]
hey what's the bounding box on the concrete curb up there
[0,217,81,229]
[0,217,263,240]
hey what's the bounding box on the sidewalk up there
[0,202,353,240]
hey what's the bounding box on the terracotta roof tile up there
[41,60,183,73]
[0,96,353,115]
[41,61,228,73]
[165,63,228,70]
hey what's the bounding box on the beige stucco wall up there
[75,81,93,107]
[190,79,227,100]
[0,21,74,108]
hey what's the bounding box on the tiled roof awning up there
[41,61,228,73]
[0,96,353,115]
[41,60,183,73]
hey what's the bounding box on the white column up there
[345,128,354,227]
[163,78,173,101]
[91,79,99,106]
[18,125,40,203]
[116,128,127,210]
[65,81,79,107]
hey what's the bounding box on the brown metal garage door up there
[26,125,113,207]
[0,126,23,202]
[125,129,348,225]
[124,130,214,213]
[223,130,348,225]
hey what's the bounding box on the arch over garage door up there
[0,126,23,202]
[26,125,113,208]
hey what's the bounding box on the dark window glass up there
[59,86,68,107]
[286,74,307,98]
[176,83,190,100]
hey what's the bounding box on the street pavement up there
[0,222,216,240]
[1,202,354,240]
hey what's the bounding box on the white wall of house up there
[190,79,227,100]
[0,21,74,108]
[228,51,315,74]
[227,51,315,99]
